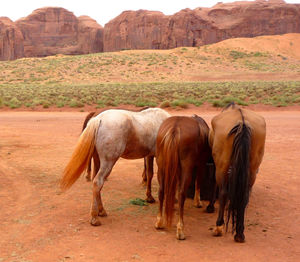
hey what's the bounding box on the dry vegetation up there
[0,34,299,109]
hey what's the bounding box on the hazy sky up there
[1,0,299,26]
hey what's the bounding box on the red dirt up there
[0,107,300,262]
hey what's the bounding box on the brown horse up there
[209,102,266,242]
[154,115,212,240]
[82,107,149,185]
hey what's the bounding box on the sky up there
[1,0,299,26]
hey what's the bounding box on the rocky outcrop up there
[1,1,300,60]
[104,0,300,51]
[0,17,24,60]
[78,16,103,54]
[15,7,103,57]
[103,10,169,51]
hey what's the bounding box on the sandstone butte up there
[0,0,299,60]
[0,7,103,60]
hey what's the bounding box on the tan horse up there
[60,108,170,226]
[154,115,212,240]
[209,103,266,242]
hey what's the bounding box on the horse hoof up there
[206,205,215,213]
[213,226,223,236]
[146,196,155,203]
[234,233,245,243]
[90,217,101,226]
[193,202,203,208]
[99,209,108,217]
[155,221,164,230]
[176,232,186,240]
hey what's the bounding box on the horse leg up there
[206,183,217,213]
[145,155,155,203]
[177,178,190,240]
[90,160,115,226]
[213,184,228,236]
[155,167,164,229]
[92,149,100,181]
[176,164,193,240]
[206,162,216,213]
[193,174,203,208]
[141,157,147,186]
[85,157,92,181]
[193,165,205,208]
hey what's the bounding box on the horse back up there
[157,116,210,161]
[210,107,266,185]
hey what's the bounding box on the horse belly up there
[121,144,151,159]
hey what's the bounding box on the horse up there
[209,102,266,242]
[154,115,212,240]
[60,107,170,226]
[81,107,149,183]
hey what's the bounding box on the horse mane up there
[226,108,252,233]
[222,102,236,112]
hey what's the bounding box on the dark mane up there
[222,102,236,112]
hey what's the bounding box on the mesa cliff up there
[0,1,299,60]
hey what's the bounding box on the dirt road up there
[0,108,299,262]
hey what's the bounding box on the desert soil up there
[0,107,300,262]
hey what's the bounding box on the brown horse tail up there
[82,112,96,132]
[60,117,101,191]
[161,126,181,227]
[226,109,252,233]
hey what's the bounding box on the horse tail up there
[60,117,101,191]
[82,111,96,132]
[226,109,252,233]
[161,126,181,227]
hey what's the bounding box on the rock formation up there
[14,7,103,57]
[0,1,299,60]
[0,17,24,60]
[104,0,300,51]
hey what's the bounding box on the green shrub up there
[69,99,84,108]
[212,100,226,108]
[56,101,65,108]
[171,99,188,108]
[230,50,247,59]
[9,97,21,108]
[160,100,171,108]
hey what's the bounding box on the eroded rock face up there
[104,1,300,51]
[0,17,24,60]
[104,10,169,51]
[15,7,103,57]
[1,1,299,60]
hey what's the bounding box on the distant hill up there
[0,1,299,61]
[0,33,299,84]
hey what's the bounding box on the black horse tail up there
[226,109,251,236]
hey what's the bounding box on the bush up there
[171,99,188,108]
[9,97,21,108]
[212,100,226,108]
[160,100,171,108]
[69,99,84,108]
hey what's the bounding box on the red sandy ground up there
[0,106,300,262]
